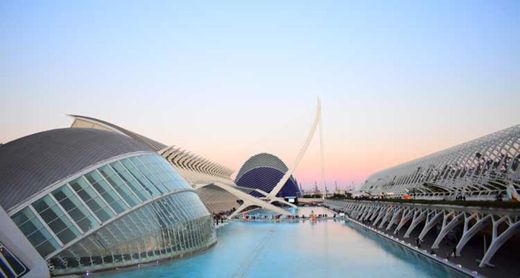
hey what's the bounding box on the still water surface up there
[100,211,466,278]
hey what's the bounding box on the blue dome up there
[235,153,300,197]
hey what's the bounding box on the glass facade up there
[10,154,216,275]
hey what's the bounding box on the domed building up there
[235,153,301,198]
[0,128,216,275]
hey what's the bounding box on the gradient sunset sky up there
[1,1,519,190]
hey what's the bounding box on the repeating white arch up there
[328,199,520,269]
[159,146,233,179]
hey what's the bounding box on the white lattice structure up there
[361,125,520,200]
[158,146,233,183]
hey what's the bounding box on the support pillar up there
[432,212,464,249]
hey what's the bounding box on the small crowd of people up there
[212,208,236,225]
[244,214,282,221]
[454,194,467,201]
[241,213,337,221]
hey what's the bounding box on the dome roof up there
[235,153,289,181]
[235,153,300,197]
[0,128,153,211]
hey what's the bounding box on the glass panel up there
[52,186,100,233]
[147,157,173,191]
[149,155,190,189]
[98,165,139,207]
[121,158,163,196]
[32,196,81,244]
[69,177,114,222]
[11,207,61,257]
[111,161,151,201]
[129,156,170,193]
[84,171,127,213]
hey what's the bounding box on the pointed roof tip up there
[67,114,88,120]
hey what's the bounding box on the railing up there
[325,198,520,213]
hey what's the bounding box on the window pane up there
[111,161,151,201]
[129,156,170,193]
[84,171,127,213]
[121,158,162,196]
[11,208,61,257]
[52,186,99,233]
[32,196,81,245]
[69,178,114,222]
[98,165,139,206]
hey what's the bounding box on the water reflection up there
[342,220,468,278]
[100,217,467,278]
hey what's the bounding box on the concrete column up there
[370,207,382,222]
[479,217,520,267]
[372,208,386,227]
[456,214,491,256]
[404,210,426,238]
[386,208,403,231]
[394,209,413,234]
[432,212,464,249]
[378,207,394,229]
[419,210,443,240]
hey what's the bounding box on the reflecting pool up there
[99,215,467,277]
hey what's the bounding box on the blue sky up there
[1,1,519,189]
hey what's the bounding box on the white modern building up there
[361,125,520,200]
[0,128,216,276]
